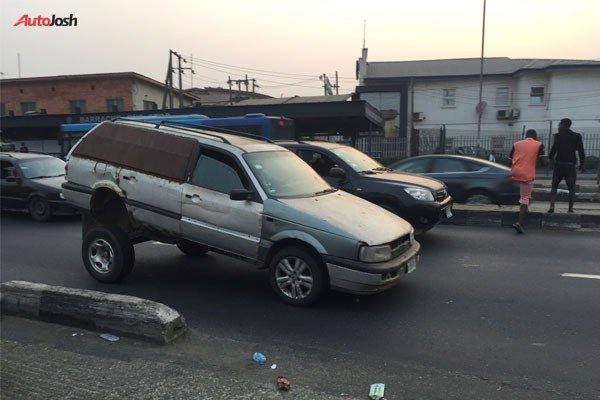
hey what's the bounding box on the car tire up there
[176,240,210,256]
[269,247,327,306]
[464,190,495,205]
[82,225,135,283]
[28,196,51,222]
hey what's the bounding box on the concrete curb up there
[0,281,187,344]
[443,208,600,231]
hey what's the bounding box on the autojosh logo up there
[13,14,78,27]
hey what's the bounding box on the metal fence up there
[354,127,600,165]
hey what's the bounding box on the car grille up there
[389,233,412,258]
[436,189,449,202]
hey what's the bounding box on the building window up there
[20,102,37,115]
[442,89,456,107]
[143,100,158,110]
[69,100,87,114]
[530,87,545,105]
[106,98,124,112]
[495,87,509,106]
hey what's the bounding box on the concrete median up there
[0,280,187,344]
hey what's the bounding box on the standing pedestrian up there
[509,129,544,233]
[548,118,585,213]
[488,150,496,162]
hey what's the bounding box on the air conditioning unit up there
[496,109,510,120]
[510,108,520,119]
[412,112,425,122]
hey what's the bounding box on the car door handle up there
[185,193,201,202]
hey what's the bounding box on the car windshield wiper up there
[30,174,64,179]
[372,167,393,172]
[358,170,377,174]
[315,188,338,196]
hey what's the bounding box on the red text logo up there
[13,14,78,27]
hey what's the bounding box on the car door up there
[1,160,24,209]
[295,149,354,192]
[180,148,263,260]
[429,157,472,199]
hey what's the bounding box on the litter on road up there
[99,333,120,342]
[252,352,266,365]
[369,383,385,399]
[276,376,290,391]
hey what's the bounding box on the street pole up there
[476,0,486,147]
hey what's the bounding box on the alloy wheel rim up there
[89,239,114,274]
[275,256,314,300]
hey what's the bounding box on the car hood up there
[29,176,66,192]
[264,190,413,245]
[366,171,446,191]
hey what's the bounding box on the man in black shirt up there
[548,118,586,213]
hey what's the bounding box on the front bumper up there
[404,196,453,231]
[324,240,420,295]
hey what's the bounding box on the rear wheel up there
[176,240,210,256]
[269,247,326,306]
[82,226,135,282]
[464,190,495,204]
[29,197,51,222]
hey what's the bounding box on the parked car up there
[62,120,420,306]
[279,141,453,234]
[1,152,78,221]
[388,154,520,204]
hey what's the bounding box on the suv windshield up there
[331,146,382,173]
[19,157,66,179]
[244,151,332,198]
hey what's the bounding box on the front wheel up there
[269,247,327,306]
[82,226,135,283]
[464,190,495,205]
[29,196,51,222]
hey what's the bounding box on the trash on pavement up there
[270,363,277,370]
[369,383,385,399]
[276,376,290,391]
[252,352,266,365]
[99,333,120,342]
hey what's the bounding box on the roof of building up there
[1,72,199,100]
[236,94,353,106]
[365,57,600,80]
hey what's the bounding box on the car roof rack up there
[112,118,274,145]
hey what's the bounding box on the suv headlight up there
[404,187,434,201]
[359,244,392,263]
[59,192,65,200]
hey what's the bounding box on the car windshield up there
[330,146,383,173]
[244,150,332,198]
[19,157,66,179]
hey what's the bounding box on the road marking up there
[561,273,600,280]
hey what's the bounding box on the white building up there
[355,49,600,145]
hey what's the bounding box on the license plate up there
[407,258,417,274]
[445,207,453,218]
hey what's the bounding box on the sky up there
[1,0,599,98]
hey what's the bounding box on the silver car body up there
[63,121,420,295]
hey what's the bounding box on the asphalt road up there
[1,213,599,399]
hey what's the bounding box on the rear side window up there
[191,149,248,194]
[431,158,480,173]
[396,159,430,173]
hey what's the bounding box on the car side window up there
[431,158,469,173]
[191,149,248,194]
[297,150,337,177]
[1,161,16,180]
[397,159,429,173]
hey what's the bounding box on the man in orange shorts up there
[509,129,545,233]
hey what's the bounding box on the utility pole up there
[476,0,487,146]
[162,50,173,109]
[228,76,233,105]
[334,71,339,95]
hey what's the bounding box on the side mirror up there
[329,167,346,178]
[230,188,253,201]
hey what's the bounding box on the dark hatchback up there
[279,141,453,233]
[388,154,520,205]
[1,152,78,221]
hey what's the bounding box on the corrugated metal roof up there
[366,57,600,79]
[236,94,352,106]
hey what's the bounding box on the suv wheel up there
[82,226,135,282]
[269,247,326,306]
[29,197,51,222]
[176,240,210,256]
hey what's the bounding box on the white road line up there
[561,273,600,280]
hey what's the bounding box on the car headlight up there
[404,187,434,201]
[359,244,392,263]
[59,192,65,200]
